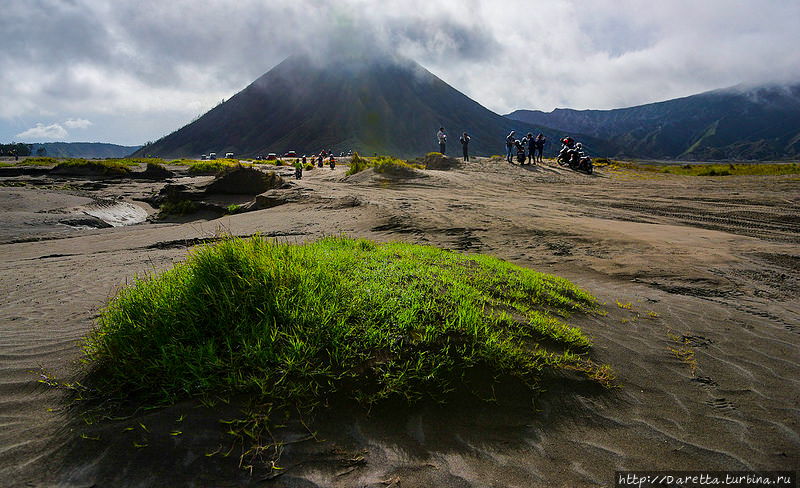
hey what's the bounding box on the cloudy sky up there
[1,0,798,146]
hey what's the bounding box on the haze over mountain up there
[507,84,800,161]
[134,54,612,159]
[32,142,142,159]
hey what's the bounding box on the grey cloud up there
[2,0,800,145]
[389,20,501,61]
[1,0,114,66]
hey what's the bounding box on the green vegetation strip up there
[595,159,800,176]
[186,159,243,174]
[157,200,197,218]
[54,159,135,175]
[14,157,168,170]
[657,162,800,176]
[83,236,612,417]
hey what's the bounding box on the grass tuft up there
[346,153,424,176]
[157,200,197,218]
[80,236,612,441]
[225,204,243,215]
[345,152,371,175]
[17,156,61,166]
[54,159,132,175]
[188,159,240,175]
[372,156,424,174]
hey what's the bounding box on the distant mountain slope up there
[29,142,141,159]
[134,54,613,159]
[507,84,800,161]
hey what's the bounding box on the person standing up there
[535,133,546,163]
[294,159,303,179]
[437,127,447,155]
[506,131,516,163]
[525,132,535,165]
[459,132,471,161]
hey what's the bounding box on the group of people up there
[437,127,472,162]
[435,127,546,164]
[506,131,545,165]
[295,150,336,179]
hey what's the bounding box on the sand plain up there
[0,157,797,487]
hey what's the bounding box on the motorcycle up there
[557,137,575,166]
[514,139,526,164]
[572,153,593,174]
[557,138,593,175]
[329,156,336,170]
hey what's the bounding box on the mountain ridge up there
[1,142,142,159]
[506,84,800,161]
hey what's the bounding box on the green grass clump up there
[110,157,166,166]
[187,160,239,175]
[166,159,196,166]
[345,152,371,175]
[226,204,243,215]
[157,200,197,218]
[16,156,61,166]
[373,156,424,174]
[345,154,424,176]
[54,159,131,175]
[82,236,612,424]
[57,157,160,167]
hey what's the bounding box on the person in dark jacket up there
[505,131,516,163]
[459,132,471,161]
[535,133,546,163]
[525,132,535,165]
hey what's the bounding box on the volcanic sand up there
[0,157,798,487]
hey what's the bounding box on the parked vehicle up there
[514,139,526,164]
[556,138,593,174]
[266,153,277,161]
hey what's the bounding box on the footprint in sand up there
[691,376,719,387]
[704,398,736,411]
